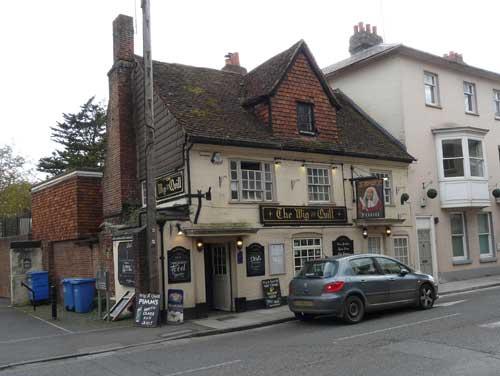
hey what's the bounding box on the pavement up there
[0,274,500,372]
[4,281,500,375]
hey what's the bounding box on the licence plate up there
[294,300,313,307]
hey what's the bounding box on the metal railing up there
[0,215,32,238]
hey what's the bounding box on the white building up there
[324,22,500,282]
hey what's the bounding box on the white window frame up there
[306,166,332,203]
[141,180,147,208]
[269,243,286,275]
[229,160,274,202]
[450,212,468,261]
[494,89,500,118]
[477,212,494,258]
[393,236,409,265]
[424,71,440,106]
[371,170,393,205]
[464,81,478,114]
[292,237,323,273]
[367,236,383,255]
[437,136,487,181]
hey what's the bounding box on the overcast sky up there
[2,0,500,178]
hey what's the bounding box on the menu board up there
[117,241,135,287]
[134,293,161,328]
[332,236,354,255]
[168,247,191,283]
[246,243,265,277]
[262,278,282,308]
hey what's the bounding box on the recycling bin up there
[72,278,96,313]
[26,271,49,302]
[61,278,76,311]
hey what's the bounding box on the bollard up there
[51,285,57,320]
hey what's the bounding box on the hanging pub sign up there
[262,278,282,308]
[246,243,265,277]
[260,205,348,226]
[118,241,135,287]
[332,236,354,256]
[356,178,385,219]
[156,170,184,204]
[168,246,191,283]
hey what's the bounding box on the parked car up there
[288,254,438,324]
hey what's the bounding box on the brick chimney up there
[349,22,383,55]
[221,52,247,74]
[443,51,465,64]
[103,14,139,220]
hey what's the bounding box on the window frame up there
[438,136,487,181]
[450,212,468,261]
[367,236,384,255]
[306,165,332,203]
[477,212,494,258]
[463,81,478,114]
[292,237,323,273]
[375,257,405,275]
[349,257,381,276]
[494,89,500,119]
[229,159,275,203]
[371,170,393,205]
[424,71,440,107]
[269,243,286,275]
[393,236,410,266]
[296,101,316,135]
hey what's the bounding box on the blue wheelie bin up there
[26,271,49,302]
[61,278,76,311]
[72,278,96,313]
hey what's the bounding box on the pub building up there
[105,15,415,317]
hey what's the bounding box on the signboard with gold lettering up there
[259,205,348,226]
[156,170,184,204]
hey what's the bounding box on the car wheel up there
[294,312,315,321]
[343,295,364,324]
[418,284,435,310]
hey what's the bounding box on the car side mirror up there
[399,268,409,277]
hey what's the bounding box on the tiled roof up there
[144,41,414,163]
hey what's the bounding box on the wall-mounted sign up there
[168,246,191,283]
[356,178,385,219]
[260,205,347,226]
[118,241,135,287]
[156,170,184,203]
[262,278,282,308]
[332,236,354,256]
[246,243,265,277]
[134,293,161,328]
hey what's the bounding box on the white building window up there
[478,213,494,258]
[367,236,383,254]
[230,160,273,202]
[494,90,500,118]
[372,171,392,204]
[441,138,485,179]
[464,81,477,114]
[307,167,331,202]
[393,236,409,265]
[424,72,440,106]
[450,212,467,260]
[293,238,322,272]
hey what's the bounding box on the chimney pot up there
[112,14,134,63]
[354,25,359,33]
[349,21,383,55]
[366,24,371,33]
[221,52,247,74]
[373,25,378,35]
[358,22,364,32]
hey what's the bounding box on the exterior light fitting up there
[274,160,282,166]
[236,238,243,250]
[362,227,368,238]
[196,239,204,251]
[385,226,392,236]
[492,188,500,198]
[176,224,184,236]
[210,152,223,165]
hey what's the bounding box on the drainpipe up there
[157,217,167,322]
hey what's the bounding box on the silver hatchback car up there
[288,254,438,324]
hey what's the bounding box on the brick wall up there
[254,101,270,126]
[271,52,338,141]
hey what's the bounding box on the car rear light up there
[323,281,345,293]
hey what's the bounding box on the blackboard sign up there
[246,243,265,277]
[262,278,282,308]
[168,247,191,283]
[260,205,348,226]
[118,241,135,287]
[134,293,161,328]
[156,170,184,203]
[332,236,354,255]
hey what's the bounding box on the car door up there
[348,257,389,306]
[375,257,418,304]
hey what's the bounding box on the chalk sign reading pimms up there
[134,293,161,328]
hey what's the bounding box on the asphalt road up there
[3,286,500,376]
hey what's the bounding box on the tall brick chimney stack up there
[349,21,383,55]
[221,52,247,74]
[443,51,465,64]
[103,14,139,220]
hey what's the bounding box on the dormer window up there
[297,102,315,134]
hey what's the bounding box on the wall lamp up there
[196,239,204,252]
[362,227,368,238]
[274,159,282,166]
[385,226,392,237]
[236,238,244,250]
[176,224,184,236]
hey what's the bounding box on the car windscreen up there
[298,260,339,278]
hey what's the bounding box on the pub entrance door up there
[204,244,231,311]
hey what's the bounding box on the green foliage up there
[0,182,31,216]
[37,97,107,176]
[0,145,26,191]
